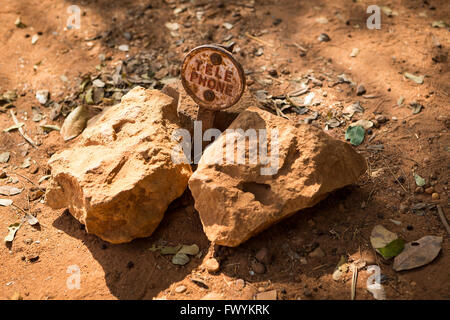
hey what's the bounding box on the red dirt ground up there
[0,0,449,300]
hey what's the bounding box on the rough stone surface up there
[189,107,367,247]
[45,87,192,243]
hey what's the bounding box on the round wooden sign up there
[181,44,246,110]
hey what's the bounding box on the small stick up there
[245,32,274,47]
[351,264,358,300]
[9,110,37,148]
[437,205,450,236]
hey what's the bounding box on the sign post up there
[181,44,246,134]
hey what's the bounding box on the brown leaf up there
[393,236,442,271]
[60,105,89,141]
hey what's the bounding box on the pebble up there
[432,193,440,200]
[204,258,220,273]
[425,187,435,194]
[318,33,330,42]
[31,34,39,44]
[235,279,245,290]
[375,115,387,123]
[255,247,271,264]
[415,187,424,194]
[118,44,129,52]
[356,84,366,96]
[36,90,49,105]
[251,260,266,274]
[175,285,187,293]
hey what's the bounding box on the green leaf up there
[378,238,405,259]
[345,125,365,146]
[172,252,190,265]
[414,173,426,187]
[178,244,200,256]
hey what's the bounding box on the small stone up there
[251,260,266,274]
[300,257,307,265]
[356,84,366,96]
[255,290,277,300]
[118,44,129,52]
[0,152,10,163]
[235,279,245,290]
[0,170,7,179]
[204,258,220,273]
[93,79,105,88]
[175,285,186,293]
[36,90,49,105]
[255,247,271,264]
[375,115,387,123]
[309,247,325,258]
[268,69,278,77]
[31,34,39,44]
[432,193,440,200]
[415,187,424,194]
[318,33,330,42]
[332,269,343,281]
[425,187,434,194]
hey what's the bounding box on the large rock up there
[45,87,192,243]
[189,107,367,247]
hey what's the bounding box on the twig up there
[382,158,408,193]
[437,205,450,236]
[245,32,274,47]
[351,264,358,300]
[9,110,37,148]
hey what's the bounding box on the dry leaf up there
[60,105,89,141]
[393,236,442,271]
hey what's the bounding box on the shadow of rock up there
[52,191,209,300]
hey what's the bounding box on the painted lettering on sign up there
[181,45,245,110]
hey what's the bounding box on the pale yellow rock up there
[45,87,192,243]
[189,107,367,247]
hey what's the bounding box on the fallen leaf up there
[161,245,182,255]
[20,157,32,168]
[172,252,190,265]
[345,126,365,146]
[410,102,423,114]
[431,20,447,28]
[393,236,442,271]
[414,173,426,187]
[3,123,24,132]
[350,119,373,130]
[404,72,424,84]
[60,105,89,141]
[370,225,398,249]
[0,199,13,206]
[24,214,39,226]
[178,244,200,256]
[343,101,364,117]
[377,238,405,259]
[0,186,23,196]
[0,152,10,163]
[4,223,21,243]
[40,124,61,132]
